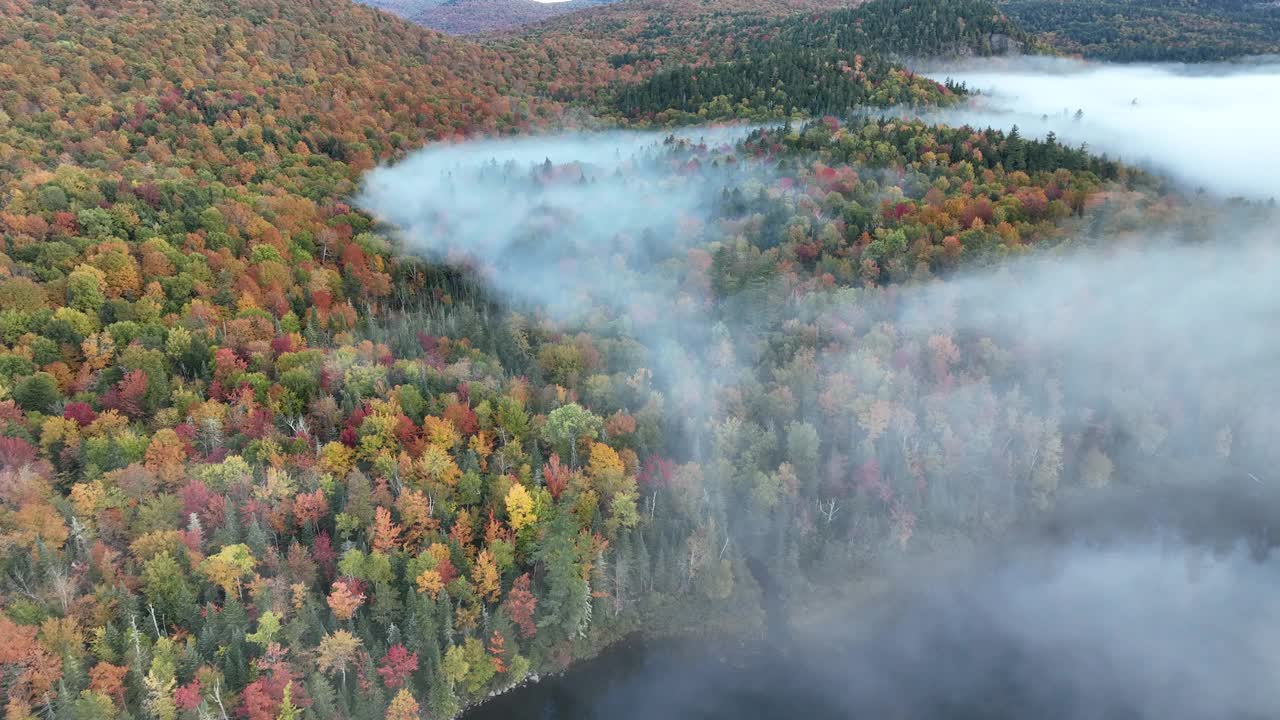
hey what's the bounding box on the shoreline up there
[456,623,766,718]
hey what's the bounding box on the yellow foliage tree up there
[468,431,493,470]
[474,549,500,603]
[504,483,536,531]
[415,444,460,487]
[198,544,257,600]
[396,489,436,549]
[426,542,451,567]
[316,630,362,689]
[318,441,355,477]
[86,409,129,438]
[422,416,460,450]
[587,442,625,493]
[130,530,187,562]
[415,569,444,598]
[357,406,400,462]
[12,501,69,554]
[80,331,116,372]
[385,689,420,720]
[39,416,81,453]
[69,481,105,519]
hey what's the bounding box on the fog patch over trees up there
[357,128,780,460]
[357,128,765,322]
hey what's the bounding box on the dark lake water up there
[465,536,1280,720]
[463,636,839,720]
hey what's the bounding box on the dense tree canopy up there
[1,0,1272,719]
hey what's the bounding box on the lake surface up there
[466,535,1280,720]
[463,636,848,720]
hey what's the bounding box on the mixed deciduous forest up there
[2,0,1278,719]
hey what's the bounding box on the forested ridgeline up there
[999,0,1280,61]
[773,0,1045,59]
[610,57,963,123]
[607,0,1045,122]
[488,0,834,105]
[359,0,619,36]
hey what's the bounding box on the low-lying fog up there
[921,57,1280,200]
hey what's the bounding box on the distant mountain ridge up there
[359,0,620,34]
[998,0,1280,61]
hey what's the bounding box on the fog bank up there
[817,539,1280,720]
[898,230,1280,477]
[922,58,1280,200]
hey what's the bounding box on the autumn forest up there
[2,0,1278,719]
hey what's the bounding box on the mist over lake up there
[468,532,1280,720]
